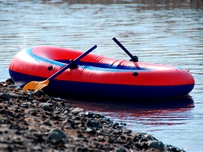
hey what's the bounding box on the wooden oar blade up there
[23,80,50,91]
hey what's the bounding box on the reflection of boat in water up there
[67,95,194,126]
[67,95,194,112]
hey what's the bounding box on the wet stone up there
[28,108,39,116]
[40,125,51,132]
[112,128,122,134]
[21,101,31,108]
[50,128,66,139]
[7,85,19,89]
[147,140,164,151]
[39,102,53,111]
[0,93,10,101]
[42,118,52,126]
[86,127,95,134]
[71,107,84,114]
[144,134,157,141]
[12,135,24,144]
[31,145,43,151]
[7,111,16,118]
[123,128,132,134]
[86,120,101,129]
[32,99,39,103]
[6,78,15,85]
[8,93,22,98]
[0,103,8,108]
[116,146,128,152]
[33,90,45,97]
[47,131,64,145]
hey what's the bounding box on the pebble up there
[147,140,164,151]
[71,107,84,114]
[0,93,10,101]
[0,78,186,152]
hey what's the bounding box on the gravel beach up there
[0,78,186,152]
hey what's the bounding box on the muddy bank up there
[0,78,185,152]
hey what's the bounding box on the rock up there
[33,90,45,97]
[8,93,22,98]
[122,128,132,134]
[116,146,128,152]
[112,128,122,134]
[21,102,30,108]
[6,78,15,85]
[0,109,7,114]
[28,108,39,116]
[86,127,94,133]
[147,140,164,151]
[42,118,52,126]
[86,120,101,129]
[47,128,67,145]
[7,85,19,89]
[0,143,9,150]
[47,128,66,145]
[31,145,43,151]
[0,103,8,108]
[7,111,16,118]
[40,125,51,132]
[71,107,84,114]
[39,102,52,111]
[50,128,66,139]
[33,132,45,142]
[12,135,24,144]
[144,134,157,141]
[0,93,10,101]
[24,117,35,123]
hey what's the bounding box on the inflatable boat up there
[9,41,195,99]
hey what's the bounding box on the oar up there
[112,37,139,76]
[23,45,97,91]
[112,37,138,62]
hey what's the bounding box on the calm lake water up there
[0,0,202,151]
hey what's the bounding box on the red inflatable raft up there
[9,45,195,99]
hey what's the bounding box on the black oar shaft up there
[112,37,138,62]
[48,45,97,80]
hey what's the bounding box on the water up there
[0,0,202,151]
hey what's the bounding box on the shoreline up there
[0,78,186,152]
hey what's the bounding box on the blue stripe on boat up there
[26,48,150,72]
[9,70,194,99]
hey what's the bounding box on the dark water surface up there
[0,0,202,151]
